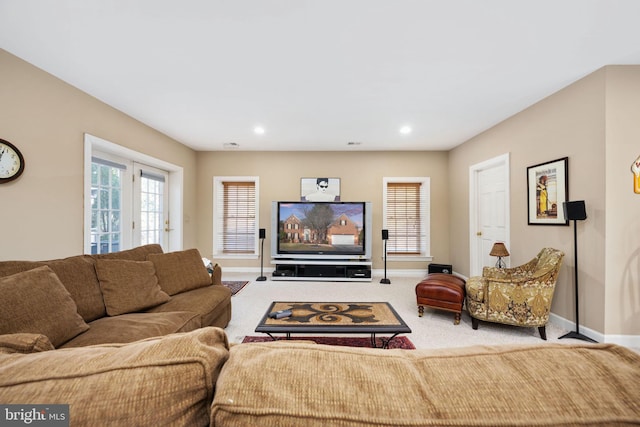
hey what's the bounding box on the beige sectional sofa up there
[0,244,231,348]
[1,246,639,425]
[1,328,639,426]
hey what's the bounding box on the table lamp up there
[490,242,509,268]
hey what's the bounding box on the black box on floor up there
[428,263,452,274]
[346,267,372,278]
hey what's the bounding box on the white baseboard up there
[372,268,426,277]
[549,313,640,348]
[223,267,267,274]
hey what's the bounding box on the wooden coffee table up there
[255,301,411,349]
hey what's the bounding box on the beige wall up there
[604,66,640,337]
[450,66,640,337]
[0,49,199,260]
[196,151,450,270]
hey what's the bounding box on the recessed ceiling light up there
[254,126,265,135]
[399,125,412,135]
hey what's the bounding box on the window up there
[84,134,183,254]
[383,177,431,260]
[90,156,128,254]
[213,177,259,257]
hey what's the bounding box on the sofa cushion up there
[95,259,170,316]
[147,249,212,296]
[0,255,106,322]
[211,342,640,426]
[92,243,164,261]
[146,284,232,328]
[0,334,54,354]
[59,311,201,348]
[0,266,89,347]
[0,327,229,427]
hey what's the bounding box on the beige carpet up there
[222,272,593,350]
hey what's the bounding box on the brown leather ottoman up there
[415,273,466,325]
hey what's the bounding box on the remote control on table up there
[268,309,292,319]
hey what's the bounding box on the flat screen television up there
[271,201,372,260]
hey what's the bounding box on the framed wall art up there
[301,177,340,201]
[527,157,569,225]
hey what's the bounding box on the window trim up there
[213,176,260,259]
[382,177,432,261]
[84,133,184,253]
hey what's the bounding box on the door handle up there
[476,231,482,236]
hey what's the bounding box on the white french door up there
[88,151,170,254]
[133,163,170,251]
[85,133,184,255]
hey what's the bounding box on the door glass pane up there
[91,160,123,254]
[139,172,165,246]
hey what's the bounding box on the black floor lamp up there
[559,201,596,343]
[380,229,390,284]
[257,228,267,281]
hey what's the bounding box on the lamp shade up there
[490,242,510,257]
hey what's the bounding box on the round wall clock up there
[0,139,25,183]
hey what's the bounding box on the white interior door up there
[469,154,510,276]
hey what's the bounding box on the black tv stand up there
[271,260,372,282]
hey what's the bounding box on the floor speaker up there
[381,229,390,284]
[257,228,267,281]
[563,200,586,221]
[559,200,596,343]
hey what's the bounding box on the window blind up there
[386,182,421,254]
[91,156,126,170]
[222,181,256,253]
[140,170,165,182]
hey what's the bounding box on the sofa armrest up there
[0,327,229,426]
[0,333,54,354]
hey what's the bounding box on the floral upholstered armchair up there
[465,247,564,340]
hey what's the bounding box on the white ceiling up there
[2,1,640,151]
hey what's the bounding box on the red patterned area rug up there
[222,281,249,296]
[241,335,415,349]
